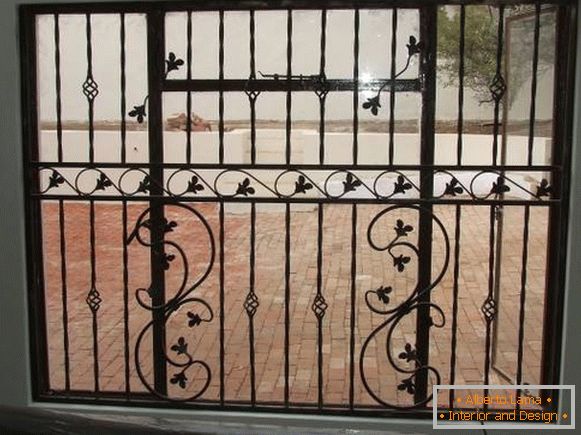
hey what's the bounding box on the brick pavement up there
[41,202,548,409]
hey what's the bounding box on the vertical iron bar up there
[248,202,257,405]
[120,13,126,164]
[122,200,130,397]
[219,202,225,405]
[120,12,130,397]
[456,5,465,165]
[283,9,292,409]
[186,11,193,164]
[483,206,497,409]
[284,202,291,407]
[515,205,530,410]
[247,10,258,404]
[316,204,324,409]
[491,6,505,165]
[249,10,257,165]
[349,8,359,410]
[414,5,437,404]
[54,14,63,162]
[147,9,167,395]
[89,200,99,393]
[485,4,505,407]
[389,8,398,165]
[527,4,541,166]
[515,6,540,403]
[86,14,95,164]
[449,5,465,407]
[58,200,70,392]
[349,204,357,409]
[318,9,327,165]
[448,205,461,408]
[218,10,224,164]
[285,9,292,165]
[315,8,328,409]
[84,13,100,394]
[54,13,70,393]
[21,6,50,398]
[541,4,576,410]
[353,8,359,165]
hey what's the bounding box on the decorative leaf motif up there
[342,172,362,193]
[398,343,417,363]
[294,175,313,194]
[48,170,65,189]
[128,104,147,123]
[187,311,202,328]
[397,376,416,395]
[146,286,157,298]
[406,35,424,56]
[394,219,413,237]
[393,254,411,272]
[393,175,413,195]
[163,219,178,233]
[536,179,552,197]
[170,371,188,389]
[490,177,510,195]
[444,177,463,196]
[165,52,184,76]
[187,176,204,194]
[362,95,381,116]
[95,173,112,191]
[375,286,393,304]
[137,175,152,193]
[143,217,176,234]
[161,252,175,270]
[171,337,188,355]
[235,178,255,196]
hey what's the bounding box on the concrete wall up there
[39,129,551,166]
[34,9,556,124]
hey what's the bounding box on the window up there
[21,0,576,417]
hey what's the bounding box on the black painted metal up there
[19,0,576,419]
[146,9,168,396]
[540,3,577,411]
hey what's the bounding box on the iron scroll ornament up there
[39,166,554,202]
[362,35,423,116]
[128,52,184,124]
[360,205,449,409]
[127,204,215,401]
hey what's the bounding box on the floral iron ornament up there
[129,52,184,124]
[362,36,424,116]
[129,204,215,401]
[360,205,449,409]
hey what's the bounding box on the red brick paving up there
[41,202,548,409]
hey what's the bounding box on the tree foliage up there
[437,6,555,107]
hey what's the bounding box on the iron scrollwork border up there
[360,204,449,409]
[127,203,215,401]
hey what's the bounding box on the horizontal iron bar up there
[35,392,432,418]
[22,0,574,15]
[29,162,560,171]
[35,391,553,420]
[161,78,420,93]
[31,194,556,206]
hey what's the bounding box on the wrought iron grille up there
[21,0,576,418]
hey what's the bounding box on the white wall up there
[34,9,555,124]
[39,129,551,166]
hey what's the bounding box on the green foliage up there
[438,6,498,104]
[437,6,555,107]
